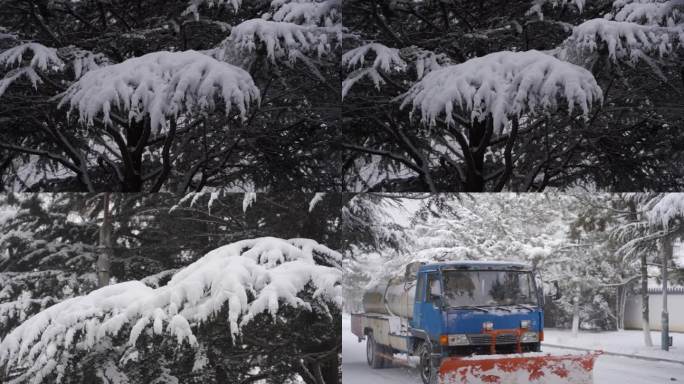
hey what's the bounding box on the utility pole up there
[661,234,671,351]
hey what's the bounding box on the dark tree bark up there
[97,193,112,287]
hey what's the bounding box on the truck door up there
[412,272,426,328]
[423,272,444,341]
[414,271,443,341]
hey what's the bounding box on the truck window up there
[442,270,538,307]
[416,273,425,302]
[427,273,441,302]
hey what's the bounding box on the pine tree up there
[0,0,341,192]
[341,0,684,191]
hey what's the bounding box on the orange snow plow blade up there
[438,352,602,384]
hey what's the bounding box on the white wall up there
[624,294,684,332]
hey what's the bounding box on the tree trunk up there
[661,235,671,351]
[641,252,653,346]
[620,286,627,330]
[571,289,580,337]
[615,285,621,330]
[319,352,340,384]
[97,193,113,287]
[464,119,491,192]
[122,118,150,192]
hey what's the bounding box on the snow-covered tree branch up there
[0,237,342,383]
[0,0,341,192]
[342,0,684,192]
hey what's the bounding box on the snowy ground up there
[342,314,684,383]
[544,328,684,361]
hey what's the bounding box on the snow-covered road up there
[342,315,684,383]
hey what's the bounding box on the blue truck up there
[351,260,566,384]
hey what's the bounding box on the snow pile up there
[544,328,684,361]
[0,237,342,383]
[58,50,260,132]
[647,193,684,228]
[565,19,678,62]
[0,43,64,98]
[400,50,602,131]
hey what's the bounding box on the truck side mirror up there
[431,296,444,308]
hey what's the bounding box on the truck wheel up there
[530,342,542,352]
[419,343,437,384]
[366,334,387,369]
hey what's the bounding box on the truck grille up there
[467,334,518,345]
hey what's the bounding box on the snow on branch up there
[66,48,111,79]
[341,43,406,98]
[0,68,41,98]
[611,0,684,26]
[406,47,451,79]
[565,19,681,62]
[0,43,63,71]
[526,0,587,20]
[58,50,260,132]
[183,0,242,20]
[342,43,406,72]
[226,19,340,62]
[399,50,603,131]
[0,237,342,383]
[647,193,684,228]
[0,43,64,98]
[271,0,341,26]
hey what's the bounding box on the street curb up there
[542,343,684,366]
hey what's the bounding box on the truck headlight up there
[521,332,539,343]
[447,334,470,346]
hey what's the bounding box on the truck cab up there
[412,261,543,355]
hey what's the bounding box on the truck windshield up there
[442,270,537,307]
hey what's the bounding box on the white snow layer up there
[342,43,407,73]
[0,43,64,98]
[309,193,325,212]
[58,50,260,132]
[0,237,342,383]
[647,193,684,228]
[228,19,338,62]
[270,0,341,26]
[341,43,406,98]
[611,0,684,26]
[400,50,603,131]
[0,43,63,71]
[566,18,680,62]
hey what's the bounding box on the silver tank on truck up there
[362,262,423,318]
